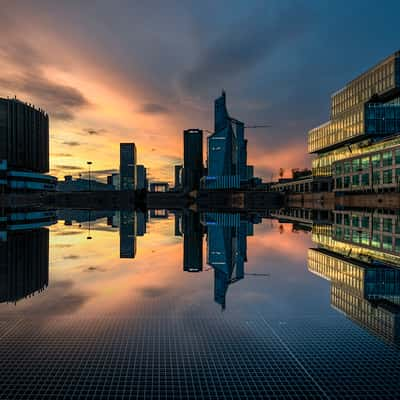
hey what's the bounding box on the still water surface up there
[1,209,399,399]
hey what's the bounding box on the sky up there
[1,0,400,183]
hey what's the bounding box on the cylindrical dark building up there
[0,228,49,303]
[0,98,49,173]
[183,129,203,193]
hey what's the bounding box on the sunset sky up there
[1,0,400,183]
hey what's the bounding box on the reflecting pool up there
[1,208,400,399]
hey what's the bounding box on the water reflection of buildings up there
[175,211,257,309]
[0,210,55,303]
[105,211,147,259]
[307,208,400,346]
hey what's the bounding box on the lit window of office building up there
[308,51,400,177]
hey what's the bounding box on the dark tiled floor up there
[0,315,399,399]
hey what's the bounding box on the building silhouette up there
[136,165,147,190]
[0,98,56,191]
[120,143,137,190]
[119,211,136,258]
[183,129,203,193]
[182,210,203,272]
[204,92,252,189]
[174,165,183,191]
[0,228,49,303]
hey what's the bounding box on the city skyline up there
[2,1,400,183]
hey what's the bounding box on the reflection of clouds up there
[63,255,80,260]
[140,286,170,298]
[54,230,82,236]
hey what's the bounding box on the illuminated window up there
[383,169,393,184]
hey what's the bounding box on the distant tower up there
[136,165,146,190]
[183,129,203,192]
[120,143,136,190]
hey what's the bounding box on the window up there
[336,177,343,189]
[344,161,351,174]
[352,215,360,227]
[373,217,380,230]
[383,218,393,233]
[373,171,380,185]
[361,157,369,170]
[383,169,393,184]
[371,233,381,248]
[395,149,400,165]
[361,216,369,229]
[352,158,360,172]
[382,151,393,167]
[335,213,343,225]
[383,235,392,251]
[361,173,370,186]
[352,174,359,186]
[335,163,343,175]
[372,154,381,167]
[344,214,350,226]
[395,238,400,253]
[344,176,350,188]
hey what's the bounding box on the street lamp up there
[87,161,93,191]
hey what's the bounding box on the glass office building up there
[309,51,400,177]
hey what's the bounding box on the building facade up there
[0,98,56,192]
[309,51,400,178]
[120,143,136,190]
[183,129,203,193]
[204,92,251,189]
[136,165,147,190]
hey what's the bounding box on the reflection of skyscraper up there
[136,210,146,236]
[119,211,136,258]
[205,213,252,309]
[120,143,137,190]
[0,228,49,303]
[308,247,400,345]
[183,210,203,272]
[183,129,203,193]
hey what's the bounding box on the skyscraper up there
[0,98,56,191]
[120,143,136,190]
[136,165,147,190]
[183,129,203,193]
[205,92,249,189]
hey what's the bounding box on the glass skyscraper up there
[120,143,137,190]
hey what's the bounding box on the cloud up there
[140,103,169,114]
[55,165,82,170]
[63,255,80,260]
[180,5,310,95]
[52,153,73,157]
[0,14,89,121]
[63,141,81,146]
[83,128,107,135]
[140,286,170,298]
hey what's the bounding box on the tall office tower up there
[205,91,248,189]
[136,165,147,190]
[174,165,183,190]
[120,143,137,190]
[183,210,203,272]
[0,228,49,303]
[0,98,49,173]
[119,211,136,258]
[183,129,203,192]
[308,51,400,178]
[0,98,56,191]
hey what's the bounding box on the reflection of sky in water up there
[1,212,400,398]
